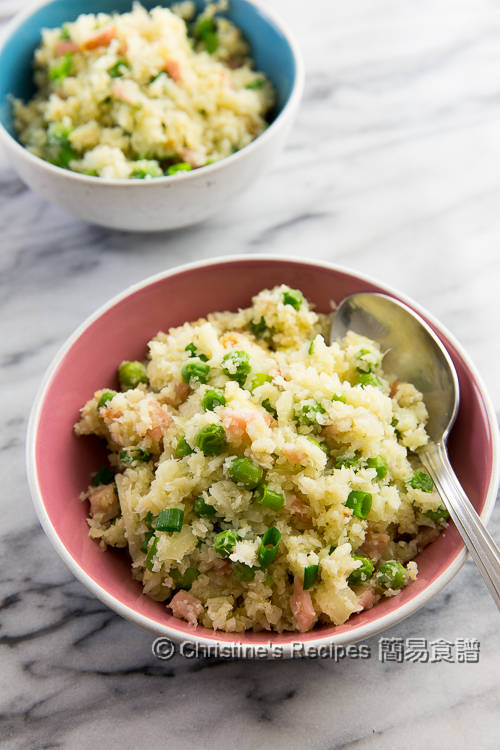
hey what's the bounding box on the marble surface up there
[1,0,499,747]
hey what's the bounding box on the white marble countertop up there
[1,0,499,747]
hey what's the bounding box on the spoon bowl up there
[330,292,500,609]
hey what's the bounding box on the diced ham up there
[357,587,378,610]
[282,444,307,465]
[286,494,312,525]
[110,80,138,105]
[145,400,171,441]
[88,483,119,524]
[54,40,79,57]
[219,407,272,441]
[163,59,182,82]
[290,576,317,633]
[358,531,390,561]
[169,591,203,627]
[82,26,118,50]
[162,380,190,408]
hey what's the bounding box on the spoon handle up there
[420,441,500,611]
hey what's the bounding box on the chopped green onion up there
[140,530,155,554]
[258,527,281,567]
[49,53,73,82]
[335,454,359,469]
[185,343,208,361]
[156,508,184,532]
[214,529,239,557]
[355,348,380,374]
[347,555,374,585]
[195,424,227,455]
[60,26,71,40]
[303,564,319,590]
[345,490,372,519]
[130,162,163,179]
[391,416,399,427]
[222,350,251,386]
[261,399,277,420]
[250,316,267,337]
[175,436,193,458]
[47,121,73,144]
[171,566,199,590]
[306,436,329,455]
[167,162,192,175]
[355,372,383,389]
[227,456,264,489]
[332,394,347,403]
[409,471,434,493]
[202,389,226,411]
[119,447,152,465]
[233,562,256,581]
[118,360,147,389]
[425,506,450,524]
[366,455,388,479]
[249,373,272,392]
[145,536,158,570]
[96,390,117,410]
[329,545,336,554]
[195,17,218,53]
[193,496,216,518]
[375,560,408,591]
[144,511,155,529]
[181,360,210,385]
[254,484,284,510]
[295,400,326,426]
[108,59,131,77]
[91,465,114,486]
[245,79,264,90]
[282,288,303,310]
[57,145,78,168]
[308,340,315,355]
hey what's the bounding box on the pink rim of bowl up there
[26,256,499,655]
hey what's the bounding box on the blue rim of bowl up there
[0,0,305,186]
[25,254,500,655]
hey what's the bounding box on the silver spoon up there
[329,292,500,609]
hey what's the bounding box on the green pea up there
[355,372,383,389]
[282,288,303,310]
[202,389,226,411]
[425,506,450,524]
[347,555,374,585]
[250,317,267,337]
[195,424,227,456]
[96,390,117,410]
[222,351,251,386]
[227,456,264,489]
[233,563,256,582]
[118,360,147,389]
[175,436,193,458]
[366,456,388,479]
[181,360,210,385]
[214,529,239,557]
[49,53,73,82]
[167,162,192,175]
[295,400,326,426]
[375,561,408,591]
[409,471,434,493]
[193,496,216,518]
[249,373,272,392]
[194,17,218,53]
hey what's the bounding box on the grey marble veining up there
[1,0,499,748]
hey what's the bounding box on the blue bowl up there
[0,0,304,230]
[0,0,299,139]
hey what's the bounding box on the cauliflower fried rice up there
[13,2,274,179]
[75,286,450,632]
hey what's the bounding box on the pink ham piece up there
[358,531,390,561]
[219,407,272,441]
[110,80,138,105]
[357,588,378,611]
[82,26,118,50]
[88,484,119,524]
[290,575,317,632]
[54,40,79,57]
[286,494,312,526]
[162,380,190,408]
[169,591,203,627]
[145,400,171,442]
[163,59,182,82]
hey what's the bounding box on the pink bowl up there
[27,256,499,653]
